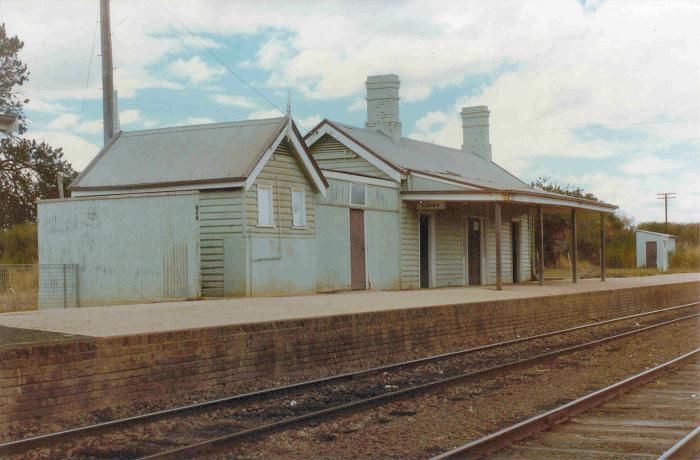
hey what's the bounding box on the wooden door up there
[350,209,366,290]
[646,241,657,268]
[419,215,431,288]
[511,221,520,283]
[467,218,481,285]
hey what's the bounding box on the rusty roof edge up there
[401,189,618,209]
[71,176,247,191]
[290,120,329,189]
[324,120,407,175]
[242,116,290,179]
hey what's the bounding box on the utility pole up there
[656,192,676,233]
[100,0,114,146]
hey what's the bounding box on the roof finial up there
[286,89,291,116]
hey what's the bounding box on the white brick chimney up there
[461,106,492,161]
[365,74,401,140]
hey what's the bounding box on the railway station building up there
[37,74,616,307]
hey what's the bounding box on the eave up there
[402,190,618,213]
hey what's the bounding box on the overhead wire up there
[160,1,283,113]
[78,8,100,131]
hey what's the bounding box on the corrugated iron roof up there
[317,120,615,209]
[330,121,530,191]
[71,117,287,190]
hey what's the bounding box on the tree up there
[531,177,634,268]
[0,23,77,228]
[0,23,28,135]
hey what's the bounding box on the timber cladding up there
[1,281,698,439]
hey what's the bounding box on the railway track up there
[2,301,698,459]
[433,348,700,460]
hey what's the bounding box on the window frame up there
[350,182,367,207]
[291,188,307,228]
[256,184,275,227]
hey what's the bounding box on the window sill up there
[256,224,276,228]
[292,226,308,229]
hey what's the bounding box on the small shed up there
[635,230,677,271]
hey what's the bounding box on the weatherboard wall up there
[309,134,392,179]
[238,139,319,296]
[199,190,244,297]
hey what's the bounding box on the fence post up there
[63,264,67,309]
[75,264,80,307]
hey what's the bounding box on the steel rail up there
[431,348,700,460]
[657,424,700,460]
[139,312,700,459]
[1,301,697,457]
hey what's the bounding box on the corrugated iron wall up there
[38,192,200,307]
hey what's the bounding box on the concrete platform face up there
[0,273,698,338]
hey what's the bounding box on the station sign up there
[417,201,446,212]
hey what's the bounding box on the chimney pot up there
[461,105,492,161]
[365,74,401,140]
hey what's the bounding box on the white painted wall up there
[635,230,676,271]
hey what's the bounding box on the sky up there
[2,0,699,223]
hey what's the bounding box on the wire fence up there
[0,264,79,312]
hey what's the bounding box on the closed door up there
[467,218,481,285]
[350,209,366,290]
[419,215,431,288]
[646,241,657,268]
[511,221,520,283]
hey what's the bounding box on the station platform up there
[0,273,698,338]
[2,273,698,439]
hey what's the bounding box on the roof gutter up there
[402,190,617,213]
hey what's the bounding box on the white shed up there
[635,230,677,271]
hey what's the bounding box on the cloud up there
[119,109,141,125]
[248,109,284,120]
[178,116,217,125]
[347,98,365,113]
[167,56,225,84]
[620,156,681,176]
[296,115,322,131]
[563,170,700,223]
[25,99,68,114]
[47,114,80,130]
[3,0,698,221]
[210,94,258,109]
[28,131,100,171]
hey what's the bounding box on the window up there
[257,185,274,226]
[350,183,366,206]
[292,189,306,227]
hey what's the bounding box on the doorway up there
[466,217,482,285]
[645,241,657,268]
[419,214,431,288]
[511,221,520,283]
[350,209,366,290]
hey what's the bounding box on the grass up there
[545,261,698,280]
[0,265,38,313]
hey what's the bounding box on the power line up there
[78,10,100,131]
[160,2,283,113]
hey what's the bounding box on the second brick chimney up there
[461,105,492,161]
[365,74,402,140]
